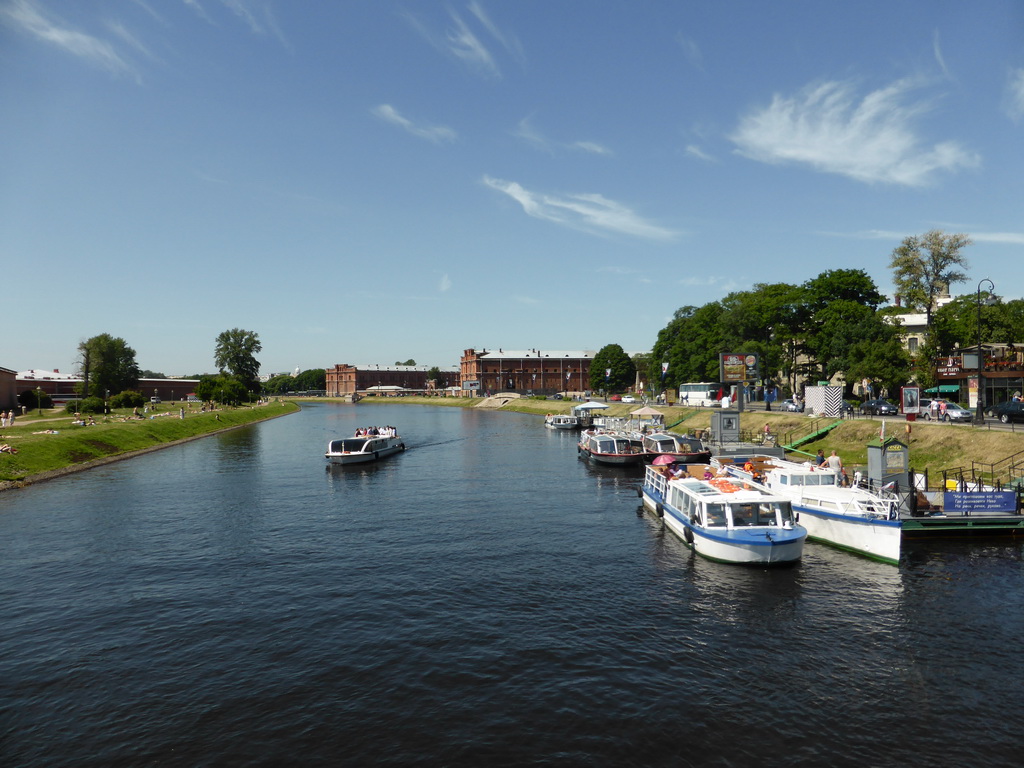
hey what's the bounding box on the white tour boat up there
[544,414,579,430]
[728,457,901,564]
[325,431,405,465]
[641,465,806,565]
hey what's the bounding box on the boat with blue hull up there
[641,465,806,565]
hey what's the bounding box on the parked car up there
[922,399,973,422]
[609,394,622,401]
[941,403,973,422]
[779,399,804,412]
[621,395,636,403]
[992,401,1024,424]
[859,398,898,416]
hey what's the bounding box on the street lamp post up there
[36,386,43,417]
[975,278,995,424]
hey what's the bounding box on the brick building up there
[459,349,597,396]
[325,364,460,397]
[0,366,16,410]
[15,370,199,403]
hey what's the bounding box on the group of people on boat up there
[354,425,397,437]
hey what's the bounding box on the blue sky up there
[3,1,1023,377]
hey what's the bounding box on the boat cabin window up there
[785,472,833,487]
[728,503,758,527]
[332,438,368,452]
[705,503,727,527]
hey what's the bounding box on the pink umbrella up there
[652,454,675,465]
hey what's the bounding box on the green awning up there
[924,384,960,394]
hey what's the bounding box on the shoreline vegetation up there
[0,401,299,490]
[2,395,1018,490]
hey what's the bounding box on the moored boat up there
[641,431,711,464]
[545,414,579,430]
[640,465,806,565]
[727,457,901,564]
[578,429,645,466]
[326,429,405,465]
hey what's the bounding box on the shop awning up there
[924,384,960,394]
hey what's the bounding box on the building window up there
[908,337,919,354]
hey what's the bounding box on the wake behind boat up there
[726,456,901,564]
[326,426,405,465]
[641,464,806,565]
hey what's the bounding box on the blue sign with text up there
[944,491,1017,513]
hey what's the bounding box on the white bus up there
[675,382,720,407]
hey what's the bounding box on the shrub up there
[71,396,106,415]
[110,390,146,409]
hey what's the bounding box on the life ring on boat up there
[683,527,694,544]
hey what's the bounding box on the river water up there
[2,402,1023,767]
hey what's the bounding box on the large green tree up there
[889,230,971,327]
[214,328,262,391]
[590,344,636,393]
[295,368,326,391]
[76,333,141,398]
[195,374,249,405]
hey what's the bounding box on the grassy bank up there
[0,401,299,486]
[345,395,1024,478]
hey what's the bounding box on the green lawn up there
[1,401,299,484]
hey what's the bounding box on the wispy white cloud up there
[514,116,553,153]
[222,0,260,34]
[513,295,539,304]
[483,176,677,241]
[515,116,612,156]
[685,144,715,162]
[439,273,452,292]
[405,2,522,78]
[183,0,213,25]
[571,141,612,156]
[827,228,1024,246]
[932,29,950,80]
[973,231,1024,245]
[446,9,497,75]
[1005,68,1024,122]
[372,104,457,143]
[468,1,524,67]
[106,18,158,62]
[675,32,703,70]
[730,78,979,186]
[1,0,137,80]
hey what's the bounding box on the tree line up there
[594,230,1018,400]
[66,328,264,409]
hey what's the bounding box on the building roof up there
[347,364,459,373]
[472,349,598,359]
[18,369,79,380]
